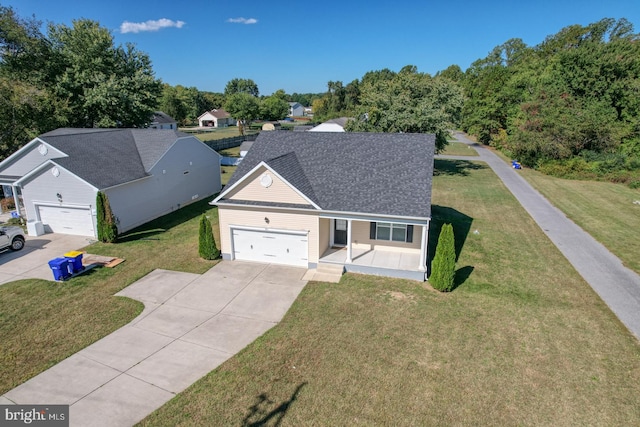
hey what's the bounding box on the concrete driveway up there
[2,261,307,427]
[0,234,94,284]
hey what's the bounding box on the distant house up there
[288,102,305,117]
[198,109,237,128]
[148,111,177,130]
[0,129,221,238]
[309,117,352,132]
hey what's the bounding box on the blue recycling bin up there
[48,257,70,281]
[64,251,84,274]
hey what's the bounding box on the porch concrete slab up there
[115,269,200,304]
[132,304,214,339]
[4,354,120,405]
[223,280,306,323]
[79,327,174,372]
[70,374,173,427]
[372,251,401,269]
[181,313,275,354]
[398,253,421,271]
[127,340,229,394]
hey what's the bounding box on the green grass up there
[218,146,241,157]
[139,159,640,426]
[181,127,258,142]
[441,141,479,156]
[491,148,640,275]
[519,167,640,274]
[0,199,220,394]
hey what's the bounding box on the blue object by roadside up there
[512,160,522,170]
[48,258,71,281]
[10,211,19,218]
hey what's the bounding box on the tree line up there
[455,18,640,186]
[2,5,638,186]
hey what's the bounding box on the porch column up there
[11,185,20,216]
[345,219,353,264]
[419,223,429,271]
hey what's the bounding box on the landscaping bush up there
[198,214,219,260]
[96,191,118,243]
[430,223,456,292]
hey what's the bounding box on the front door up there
[334,219,347,246]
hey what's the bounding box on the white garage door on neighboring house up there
[232,228,308,267]
[37,205,95,237]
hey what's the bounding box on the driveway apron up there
[443,132,640,340]
[2,261,308,426]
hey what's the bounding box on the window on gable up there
[370,222,413,243]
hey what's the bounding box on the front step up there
[306,262,344,283]
[316,262,345,274]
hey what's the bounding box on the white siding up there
[0,142,66,177]
[20,164,98,235]
[106,137,221,233]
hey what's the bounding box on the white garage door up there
[38,205,95,236]
[232,228,308,267]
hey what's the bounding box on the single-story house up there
[309,117,352,132]
[148,111,177,130]
[211,131,435,281]
[0,128,222,237]
[198,109,237,128]
[288,102,305,117]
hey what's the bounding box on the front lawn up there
[441,141,479,156]
[140,159,640,426]
[519,167,640,275]
[0,199,220,394]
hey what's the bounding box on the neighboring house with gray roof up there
[148,111,177,130]
[0,128,221,238]
[211,131,435,281]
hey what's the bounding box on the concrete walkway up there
[2,261,307,426]
[440,132,640,340]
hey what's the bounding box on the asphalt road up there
[444,132,640,340]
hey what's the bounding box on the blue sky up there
[4,0,640,95]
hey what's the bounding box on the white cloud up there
[227,17,258,25]
[120,18,185,34]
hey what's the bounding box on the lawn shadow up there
[116,199,215,243]
[243,382,307,427]
[427,205,473,279]
[434,159,486,177]
[454,265,474,289]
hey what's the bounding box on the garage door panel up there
[38,205,94,236]
[232,229,308,267]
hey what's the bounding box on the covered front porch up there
[318,214,430,281]
[320,246,426,281]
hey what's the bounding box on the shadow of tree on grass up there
[242,382,307,426]
[427,205,474,283]
[434,159,486,177]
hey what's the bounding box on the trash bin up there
[64,251,84,274]
[48,257,70,281]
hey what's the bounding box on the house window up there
[370,222,413,243]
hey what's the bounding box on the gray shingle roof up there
[151,111,176,124]
[223,131,435,218]
[38,128,186,189]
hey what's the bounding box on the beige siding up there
[225,166,310,205]
[319,217,331,256]
[351,220,421,253]
[218,205,320,263]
